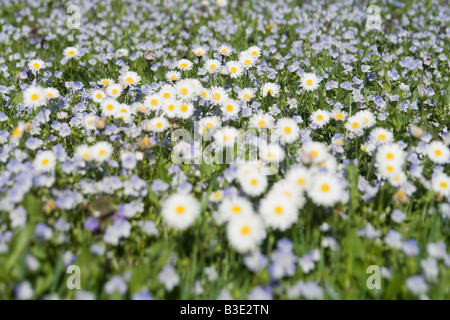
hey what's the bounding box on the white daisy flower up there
[238,172,268,197]
[300,73,320,91]
[162,99,178,118]
[370,128,394,145]
[259,143,285,163]
[332,109,348,121]
[165,70,182,82]
[175,79,196,100]
[101,98,120,117]
[144,94,162,112]
[23,86,47,109]
[176,59,194,71]
[216,196,254,225]
[238,88,256,102]
[376,143,406,165]
[214,126,239,149]
[75,145,93,162]
[308,173,344,207]
[259,196,298,231]
[28,59,45,73]
[209,86,229,105]
[226,214,266,253]
[91,141,113,163]
[63,47,79,59]
[44,88,60,100]
[218,44,233,57]
[98,78,114,86]
[176,102,195,119]
[238,51,257,69]
[220,99,241,117]
[161,193,200,230]
[261,82,280,97]
[159,85,176,100]
[192,46,208,57]
[310,110,330,128]
[345,114,365,133]
[286,166,311,190]
[426,141,450,164]
[247,46,262,59]
[91,89,106,102]
[119,71,141,86]
[276,118,300,144]
[33,150,57,172]
[198,116,221,135]
[204,59,221,74]
[226,60,244,78]
[431,173,450,197]
[249,112,274,129]
[300,142,328,164]
[115,104,133,122]
[356,110,376,129]
[149,117,169,133]
[106,83,123,98]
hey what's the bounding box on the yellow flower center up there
[96,93,102,99]
[243,93,250,99]
[41,159,49,165]
[250,179,258,186]
[213,93,220,100]
[317,115,324,121]
[241,225,251,235]
[311,150,318,157]
[12,128,21,137]
[163,93,170,98]
[180,63,188,68]
[226,104,233,112]
[230,66,237,73]
[33,63,40,69]
[297,178,305,185]
[435,149,442,156]
[180,104,188,112]
[386,165,394,171]
[68,50,75,56]
[336,113,343,119]
[210,64,216,70]
[440,182,448,188]
[352,122,359,129]
[151,99,158,106]
[232,206,241,213]
[306,79,313,86]
[258,120,266,127]
[31,93,39,101]
[379,134,386,141]
[284,127,291,134]
[82,152,90,159]
[180,88,188,95]
[176,205,185,214]
[244,59,251,65]
[112,89,118,95]
[126,77,134,84]
[99,150,106,156]
[274,206,283,215]
[156,122,162,128]
[321,184,330,192]
[386,153,394,159]
[106,104,114,110]
[168,104,175,111]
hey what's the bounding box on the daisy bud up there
[95,119,106,130]
[422,57,432,69]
